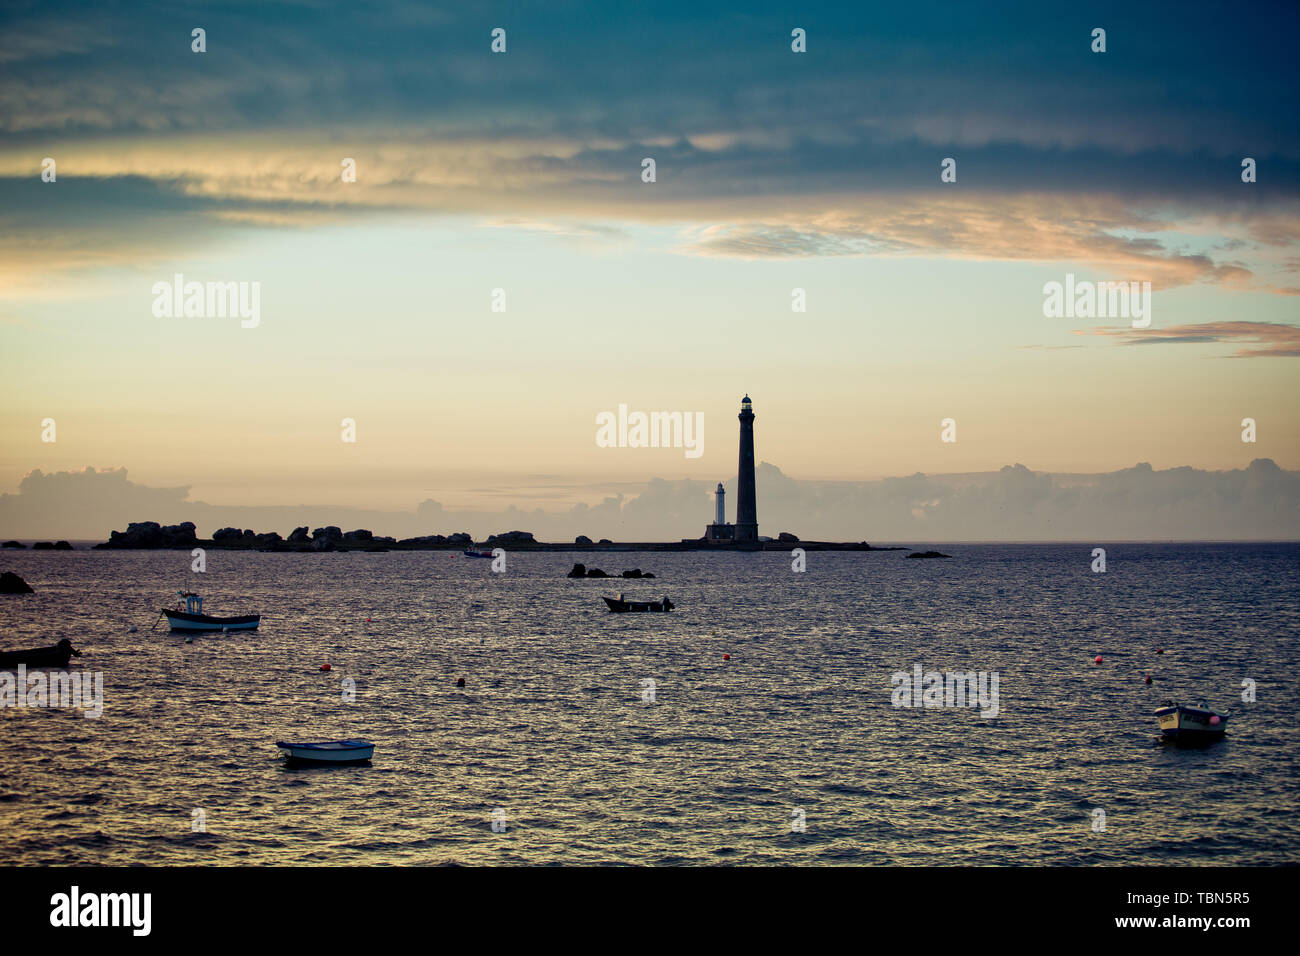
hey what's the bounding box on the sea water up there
[0,543,1296,865]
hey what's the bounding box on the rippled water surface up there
[1,544,1297,865]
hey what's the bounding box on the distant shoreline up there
[6,538,1298,550]
[85,540,904,553]
[6,537,1300,551]
[3,520,905,554]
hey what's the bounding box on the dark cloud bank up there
[2,460,1296,543]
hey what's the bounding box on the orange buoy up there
[1094,655,1103,664]
[320,664,332,672]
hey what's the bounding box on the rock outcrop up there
[0,571,34,594]
[566,562,612,577]
[567,562,651,579]
[311,527,343,550]
[905,550,951,559]
[98,521,198,549]
[399,534,448,547]
[486,530,536,546]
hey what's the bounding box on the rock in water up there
[905,550,952,559]
[0,571,34,594]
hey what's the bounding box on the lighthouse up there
[734,394,758,547]
[694,395,760,547]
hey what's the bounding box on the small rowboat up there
[463,548,495,558]
[0,638,81,669]
[276,739,375,765]
[1156,701,1229,743]
[603,594,674,613]
[160,591,260,632]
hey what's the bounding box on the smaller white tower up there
[714,482,726,525]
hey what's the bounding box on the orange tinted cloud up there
[1080,321,1300,358]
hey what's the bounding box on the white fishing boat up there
[1155,701,1229,742]
[276,739,375,764]
[160,591,260,632]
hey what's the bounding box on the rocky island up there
[92,520,906,553]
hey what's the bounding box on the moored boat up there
[603,593,674,613]
[0,638,81,669]
[276,739,375,764]
[463,548,495,558]
[161,591,260,632]
[1156,700,1229,742]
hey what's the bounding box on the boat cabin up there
[178,590,203,615]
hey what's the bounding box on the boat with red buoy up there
[1155,701,1228,743]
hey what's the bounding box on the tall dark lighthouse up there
[734,394,759,547]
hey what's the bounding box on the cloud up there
[3,2,1298,156]
[3,2,1299,296]
[3,460,1297,543]
[1081,321,1300,357]
[676,196,1283,290]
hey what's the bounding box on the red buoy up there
[1094,655,1103,664]
[366,617,372,623]
[1144,675,1152,684]
[320,664,332,672]
[1155,648,1163,654]
[456,677,465,688]
[1210,715,1221,725]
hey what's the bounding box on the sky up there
[1,0,1298,539]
